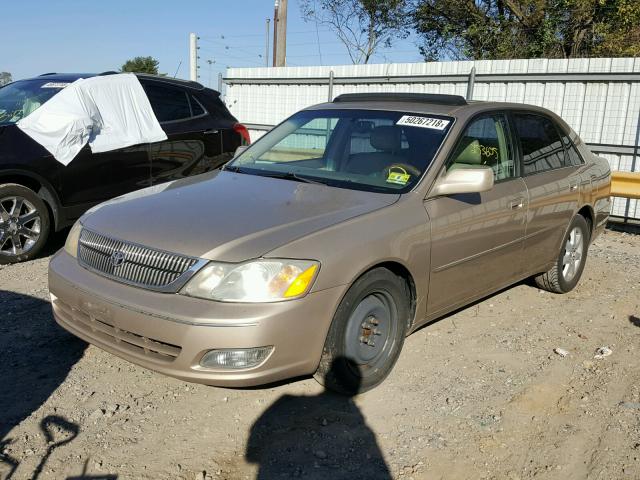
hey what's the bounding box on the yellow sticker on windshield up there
[386,167,411,185]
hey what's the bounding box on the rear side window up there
[513,114,567,174]
[560,132,585,166]
[143,83,192,122]
[189,95,205,116]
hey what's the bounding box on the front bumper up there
[48,250,345,387]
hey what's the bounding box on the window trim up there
[443,110,520,184]
[509,110,578,177]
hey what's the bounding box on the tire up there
[534,214,590,294]
[0,183,51,264]
[314,267,410,395]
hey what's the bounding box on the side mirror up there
[428,167,494,198]
[234,145,249,158]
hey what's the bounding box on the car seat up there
[345,126,405,175]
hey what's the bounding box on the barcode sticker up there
[41,82,70,89]
[396,115,450,130]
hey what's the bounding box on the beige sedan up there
[49,93,611,394]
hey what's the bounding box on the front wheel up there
[314,268,410,395]
[534,214,590,293]
[0,184,50,264]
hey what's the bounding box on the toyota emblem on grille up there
[110,251,126,267]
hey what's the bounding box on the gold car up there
[49,93,611,394]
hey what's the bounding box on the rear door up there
[141,80,226,185]
[511,112,581,273]
[425,112,528,315]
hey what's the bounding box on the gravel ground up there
[0,228,639,480]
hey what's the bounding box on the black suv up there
[0,72,248,263]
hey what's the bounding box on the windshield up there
[228,108,453,194]
[0,79,70,126]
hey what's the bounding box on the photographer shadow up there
[0,289,86,478]
[246,358,391,479]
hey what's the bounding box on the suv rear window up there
[143,83,192,122]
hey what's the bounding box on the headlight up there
[64,220,83,258]
[182,259,319,302]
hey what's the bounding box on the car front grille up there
[52,296,182,363]
[78,229,201,292]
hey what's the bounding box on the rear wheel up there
[0,184,50,264]
[314,268,410,395]
[534,214,589,293]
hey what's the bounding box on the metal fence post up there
[328,70,334,102]
[466,67,476,101]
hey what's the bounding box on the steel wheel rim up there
[344,291,398,371]
[0,196,41,256]
[562,226,583,282]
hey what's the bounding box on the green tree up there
[120,56,160,75]
[300,0,409,64]
[412,0,640,60]
[0,72,12,86]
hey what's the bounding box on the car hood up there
[82,170,400,262]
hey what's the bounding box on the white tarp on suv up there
[17,73,167,165]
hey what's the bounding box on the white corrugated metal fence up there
[224,58,640,220]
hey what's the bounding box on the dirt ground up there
[0,227,638,480]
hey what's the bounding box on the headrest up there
[370,126,401,152]
[453,138,482,165]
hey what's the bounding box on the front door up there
[59,144,151,208]
[425,112,528,316]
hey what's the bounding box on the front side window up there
[447,114,516,181]
[513,113,567,175]
[228,109,453,194]
[0,80,68,126]
[143,83,192,122]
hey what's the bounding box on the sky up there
[1,0,424,86]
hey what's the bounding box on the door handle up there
[569,179,579,191]
[203,129,219,135]
[508,198,525,210]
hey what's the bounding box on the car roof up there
[20,72,205,91]
[305,92,561,122]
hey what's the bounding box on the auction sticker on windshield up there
[396,115,450,130]
[42,82,71,89]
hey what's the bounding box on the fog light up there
[199,346,273,370]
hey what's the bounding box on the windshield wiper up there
[222,164,248,173]
[251,170,328,185]
[223,164,327,185]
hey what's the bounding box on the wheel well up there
[577,206,594,236]
[366,261,417,330]
[0,174,41,193]
[0,174,58,229]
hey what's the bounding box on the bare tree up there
[300,0,409,64]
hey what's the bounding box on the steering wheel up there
[384,163,422,178]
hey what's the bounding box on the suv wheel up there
[534,214,589,293]
[0,184,50,264]
[314,267,409,395]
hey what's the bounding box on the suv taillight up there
[233,123,251,145]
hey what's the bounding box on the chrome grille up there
[78,229,200,291]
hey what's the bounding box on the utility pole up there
[265,18,271,67]
[275,0,287,67]
[189,33,198,81]
[272,1,279,67]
